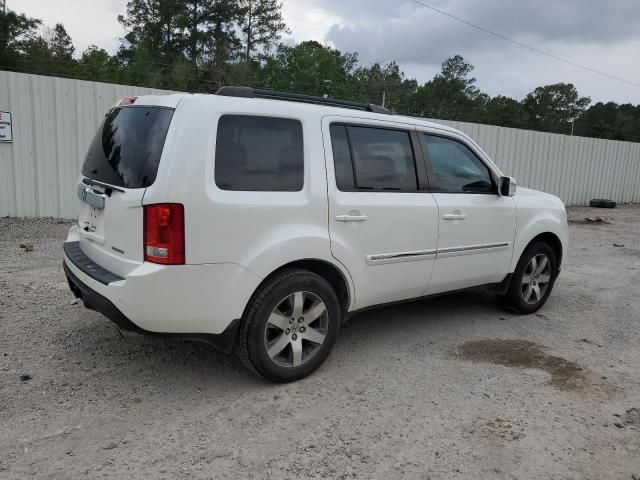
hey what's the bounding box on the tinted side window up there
[332,126,417,191]
[423,135,495,193]
[215,115,303,191]
[329,125,355,190]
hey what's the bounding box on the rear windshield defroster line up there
[81,106,174,189]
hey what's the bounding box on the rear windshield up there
[81,106,174,189]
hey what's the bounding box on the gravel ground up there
[1,206,639,479]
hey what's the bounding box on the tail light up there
[144,204,185,265]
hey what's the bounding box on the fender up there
[238,225,357,310]
[511,193,568,272]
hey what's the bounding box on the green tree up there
[0,8,41,69]
[177,0,211,64]
[191,0,243,88]
[257,41,358,98]
[412,55,486,121]
[49,23,76,74]
[523,83,591,134]
[78,45,122,82]
[352,62,418,113]
[481,95,528,128]
[118,0,185,68]
[576,102,640,142]
[239,0,288,62]
[17,35,52,74]
[50,24,74,59]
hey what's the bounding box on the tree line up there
[1,1,639,142]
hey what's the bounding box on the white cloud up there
[7,0,127,53]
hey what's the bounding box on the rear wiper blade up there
[82,177,125,194]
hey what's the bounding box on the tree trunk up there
[245,0,253,63]
[190,0,198,64]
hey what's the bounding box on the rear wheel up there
[235,269,341,382]
[499,241,558,314]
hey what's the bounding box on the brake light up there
[118,96,137,106]
[144,204,185,265]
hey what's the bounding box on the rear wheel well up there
[527,232,563,268]
[259,260,351,317]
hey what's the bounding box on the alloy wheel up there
[263,291,329,368]
[521,254,552,305]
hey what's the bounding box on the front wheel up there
[499,241,558,314]
[235,269,341,382]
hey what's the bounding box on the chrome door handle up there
[335,214,369,222]
[442,213,467,221]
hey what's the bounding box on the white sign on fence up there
[0,111,13,142]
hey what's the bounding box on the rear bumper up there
[63,231,263,351]
[63,260,240,353]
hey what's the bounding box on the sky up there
[8,0,640,104]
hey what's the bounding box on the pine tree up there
[239,0,288,63]
[50,23,74,59]
[176,0,240,87]
[118,0,185,65]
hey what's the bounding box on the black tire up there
[235,269,341,382]
[499,241,558,314]
[590,199,616,208]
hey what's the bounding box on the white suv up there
[63,87,568,382]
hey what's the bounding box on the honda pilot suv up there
[63,87,568,382]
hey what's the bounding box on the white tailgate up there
[76,179,145,277]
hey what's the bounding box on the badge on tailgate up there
[78,185,105,209]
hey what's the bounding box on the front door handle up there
[336,214,369,222]
[442,213,467,221]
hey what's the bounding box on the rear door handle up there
[335,214,369,222]
[442,213,467,221]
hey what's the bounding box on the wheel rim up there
[521,253,552,305]
[263,291,329,368]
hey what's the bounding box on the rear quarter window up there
[82,106,174,189]
[215,115,304,192]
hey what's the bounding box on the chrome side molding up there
[366,249,437,266]
[436,242,510,258]
[366,242,511,265]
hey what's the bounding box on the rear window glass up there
[82,106,174,189]
[215,115,304,191]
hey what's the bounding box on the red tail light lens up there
[144,204,185,265]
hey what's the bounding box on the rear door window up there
[330,124,418,191]
[215,115,304,191]
[82,106,174,189]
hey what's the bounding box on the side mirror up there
[500,176,517,197]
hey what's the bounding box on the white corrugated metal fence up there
[1,71,639,217]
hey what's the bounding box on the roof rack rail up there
[215,86,392,115]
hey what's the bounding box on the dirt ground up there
[1,205,639,480]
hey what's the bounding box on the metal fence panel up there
[1,71,639,217]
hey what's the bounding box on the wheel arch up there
[528,232,563,268]
[246,259,352,319]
